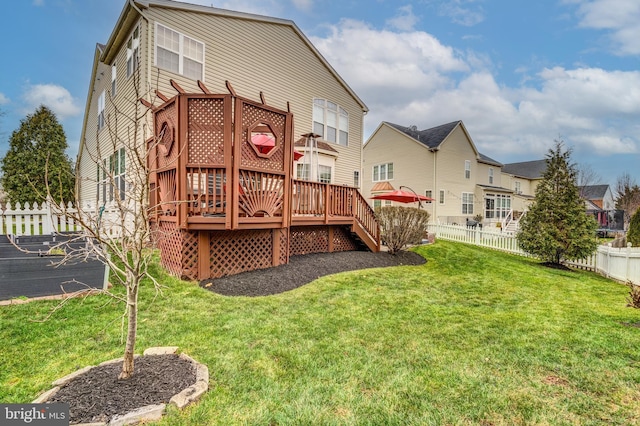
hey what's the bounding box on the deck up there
[147,84,379,280]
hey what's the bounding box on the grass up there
[1,241,640,425]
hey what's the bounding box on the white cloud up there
[439,0,485,27]
[22,84,81,120]
[569,0,640,55]
[386,5,420,32]
[309,19,640,163]
[0,93,9,105]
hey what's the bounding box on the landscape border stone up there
[32,346,209,426]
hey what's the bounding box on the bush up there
[627,209,640,247]
[626,283,640,309]
[375,206,430,254]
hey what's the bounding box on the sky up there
[1,0,639,187]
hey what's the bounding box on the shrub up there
[375,206,430,254]
[627,209,640,247]
[626,283,640,309]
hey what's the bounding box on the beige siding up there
[78,6,366,204]
[362,125,434,203]
[145,7,364,186]
[78,18,150,204]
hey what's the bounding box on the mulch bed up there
[200,249,427,297]
[48,354,196,424]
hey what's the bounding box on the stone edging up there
[32,346,209,426]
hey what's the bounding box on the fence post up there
[627,243,632,283]
[606,243,612,278]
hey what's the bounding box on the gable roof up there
[502,160,547,179]
[385,121,460,150]
[579,184,610,200]
[102,0,367,111]
[384,121,502,166]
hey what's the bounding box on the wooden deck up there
[148,85,379,280]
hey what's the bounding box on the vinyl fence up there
[1,201,127,238]
[427,223,640,285]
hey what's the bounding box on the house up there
[500,159,547,213]
[77,0,368,205]
[76,0,378,279]
[362,121,509,225]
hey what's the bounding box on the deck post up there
[272,228,281,267]
[328,226,334,252]
[198,231,210,280]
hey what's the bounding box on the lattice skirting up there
[154,221,199,280]
[208,228,289,279]
[290,225,358,256]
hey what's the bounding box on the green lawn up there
[1,241,639,425]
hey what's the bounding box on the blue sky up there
[1,0,639,187]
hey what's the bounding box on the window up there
[127,24,140,78]
[353,170,360,188]
[98,148,126,202]
[372,163,393,182]
[514,181,521,194]
[97,90,105,131]
[425,190,432,199]
[296,163,310,181]
[111,64,117,97]
[464,160,471,179]
[439,190,445,205]
[156,23,204,81]
[485,194,511,219]
[373,199,391,208]
[319,165,332,183]
[313,98,348,145]
[462,192,474,214]
[489,168,494,184]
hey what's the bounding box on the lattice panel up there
[157,169,177,215]
[180,231,199,280]
[279,228,289,265]
[188,97,226,165]
[240,103,285,172]
[208,229,273,278]
[155,101,179,169]
[332,226,358,252]
[290,226,330,256]
[155,221,185,277]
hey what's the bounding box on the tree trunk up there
[119,280,139,380]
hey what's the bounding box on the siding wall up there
[78,6,365,203]
[146,7,364,186]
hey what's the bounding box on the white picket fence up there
[0,201,127,238]
[428,224,640,285]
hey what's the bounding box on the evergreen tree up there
[627,209,640,247]
[0,105,75,205]
[518,141,598,265]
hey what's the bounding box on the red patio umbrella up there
[370,189,433,203]
[251,133,276,154]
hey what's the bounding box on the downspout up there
[431,148,438,224]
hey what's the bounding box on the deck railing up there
[292,180,379,243]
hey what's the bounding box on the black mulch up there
[48,354,196,425]
[200,249,427,297]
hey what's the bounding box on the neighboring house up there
[579,184,615,211]
[76,0,368,205]
[500,159,547,213]
[363,121,508,225]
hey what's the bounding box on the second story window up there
[156,23,204,81]
[353,170,360,188]
[372,163,393,182]
[489,167,494,184]
[127,24,140,78]
[97,90,105,131]
[313,99,348,145]
[515,181,521,194]
[464,160,471,179]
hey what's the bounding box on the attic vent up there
[409,125,418,131]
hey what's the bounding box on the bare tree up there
[614,172,640,227]
[576,163,601,198]
[43,70,166,379]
